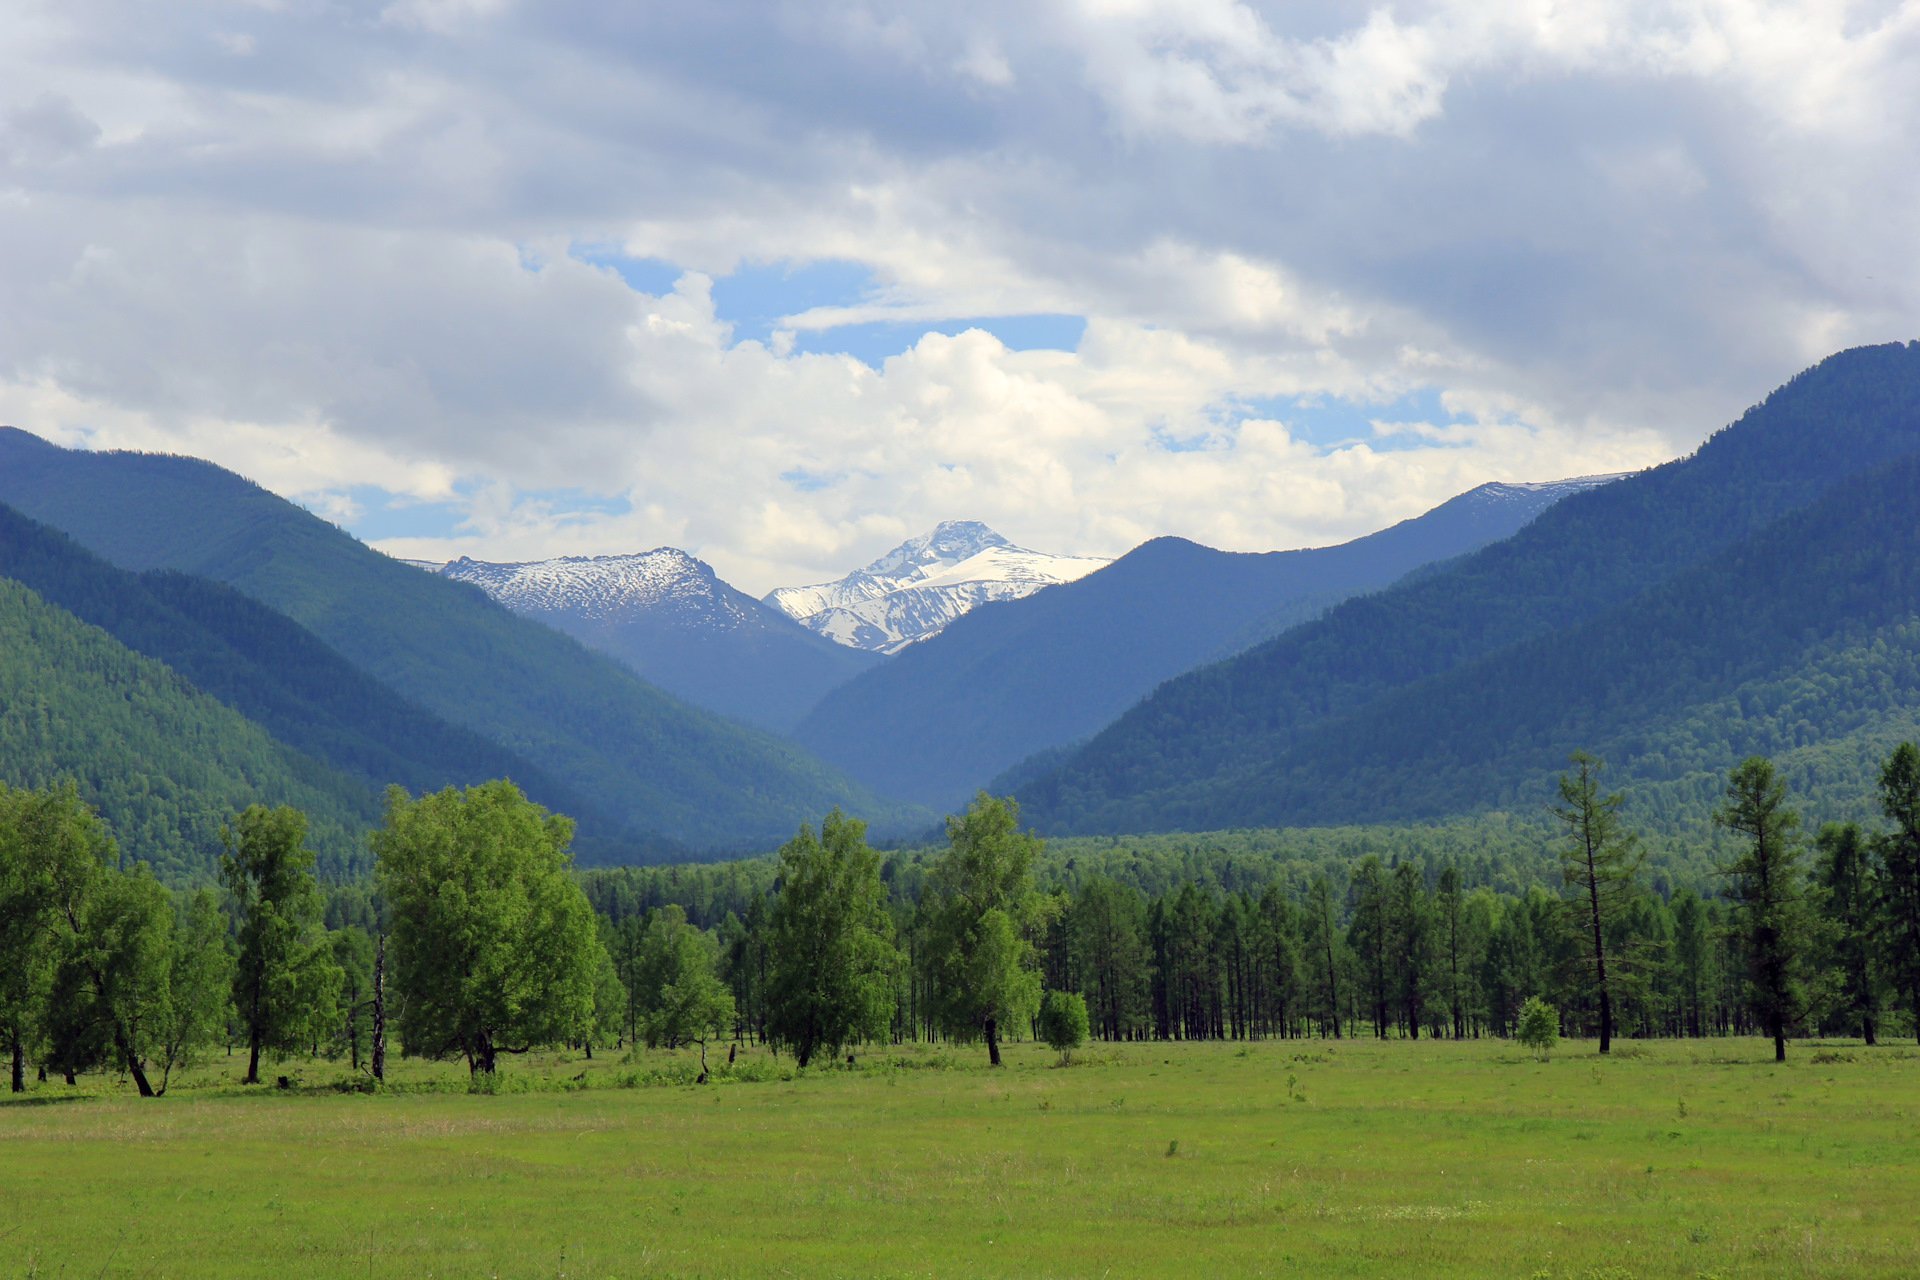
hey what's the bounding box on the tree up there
[585,947,627,1058]
[1552,753,1644,1054]
[1302,875,1344,1038]
[1347,857,1391,1038]
[1878,742,1920,1043]
[1436,863,1466,1039]
[1068,876,1149,1042]
[633,907,734,1077]
[154,888,234,1094]
[372,781,601,1075]
[765,810,899,1068]
[1515,996,1558,1061]
[223,805,341,1084]
[1037,989,1090,1063]
[1814,823,1879,1044]
[1389,861,1431,1038]
[7,783,172,1097]
[329,927,376,1071]
[923,794,1044,1066]
[0,782,60,1092]
[1717,757,1815,1062]
[53,863,174,1097]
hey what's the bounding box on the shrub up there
[1037,990,1090,1063]
[1516,997,1560,1061]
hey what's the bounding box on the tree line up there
[6,744,1920,1094]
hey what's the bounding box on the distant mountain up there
[794,476,1619,808]
[1017,342,1920,835]
[0,502,628,864]
[0,429,924,853]
[765,520,1109,653]
[0,573,375,881]
[427,549,878,733]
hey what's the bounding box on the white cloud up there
[0,0,1914,595]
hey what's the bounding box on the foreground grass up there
[4,1037,1917,1278]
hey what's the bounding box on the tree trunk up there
[9,1035,23,1093]
[985,1017,1002,1067]
[1774,1028,1786,1062]
[119,1031,155,1099]
[245,1035,262,1086]
[371,935,386,1082]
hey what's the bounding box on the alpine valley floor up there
[5,1036,1916,1278]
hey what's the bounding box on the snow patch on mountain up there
[437,549,763,631]
[766,520,1110,654]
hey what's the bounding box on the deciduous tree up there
[765,810,898,1068]
[223,805,340,1084]
[924,794,1043,1066]
[373,781,601,1075]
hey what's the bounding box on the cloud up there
[0,0,1914,594]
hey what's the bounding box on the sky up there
[1,2,1915,595]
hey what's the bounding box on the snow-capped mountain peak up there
[435,548,762,630]
[765,522,1109,654]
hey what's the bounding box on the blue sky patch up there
[1220,388,1464,451]
[570,245,684,296]
[712,259,876,346]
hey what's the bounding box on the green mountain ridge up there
[0,575,374,879]
[0,430,926,851]
[0,501,638,860]
[1020,342,1920,834]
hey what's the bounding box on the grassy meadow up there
[4,1037,1917,1278]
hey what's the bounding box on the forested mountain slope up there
[1019,342,1920,833]
[0,430,921,850]
[433,549,877,733]
[0,504,626,856]
[0,576,373,879]
[795,476,1617,808]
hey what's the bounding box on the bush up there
[1037,990,1090,1063]
[1516,997,1559,1061]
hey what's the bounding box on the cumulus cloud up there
[0,0,1914,593]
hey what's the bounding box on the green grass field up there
[5,1037,1917,1278]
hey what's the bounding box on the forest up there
[8,740,1920,1098]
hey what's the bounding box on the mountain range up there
[764,520,1109,654]
[2,342,1913,878]
[419,550,877,733]
[791,476,1623,808]
[1016,341,1920,835]
[0,429,921,864]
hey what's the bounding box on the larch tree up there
[1716,757,1814,1062]
[765,810,898,1069]
[1302,875,1344,1039]
[1552,752,1644,1054]
[223,805,341,1085]
[373,781,602,1075]
[1878,742,1920,1044]
[924,794,1044,1066]
[1813,822,1879,1045]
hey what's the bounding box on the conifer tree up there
[1553,753,1644,1053]
[1717,757,1814,1062]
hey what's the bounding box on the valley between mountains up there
[1,342,1917,874]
